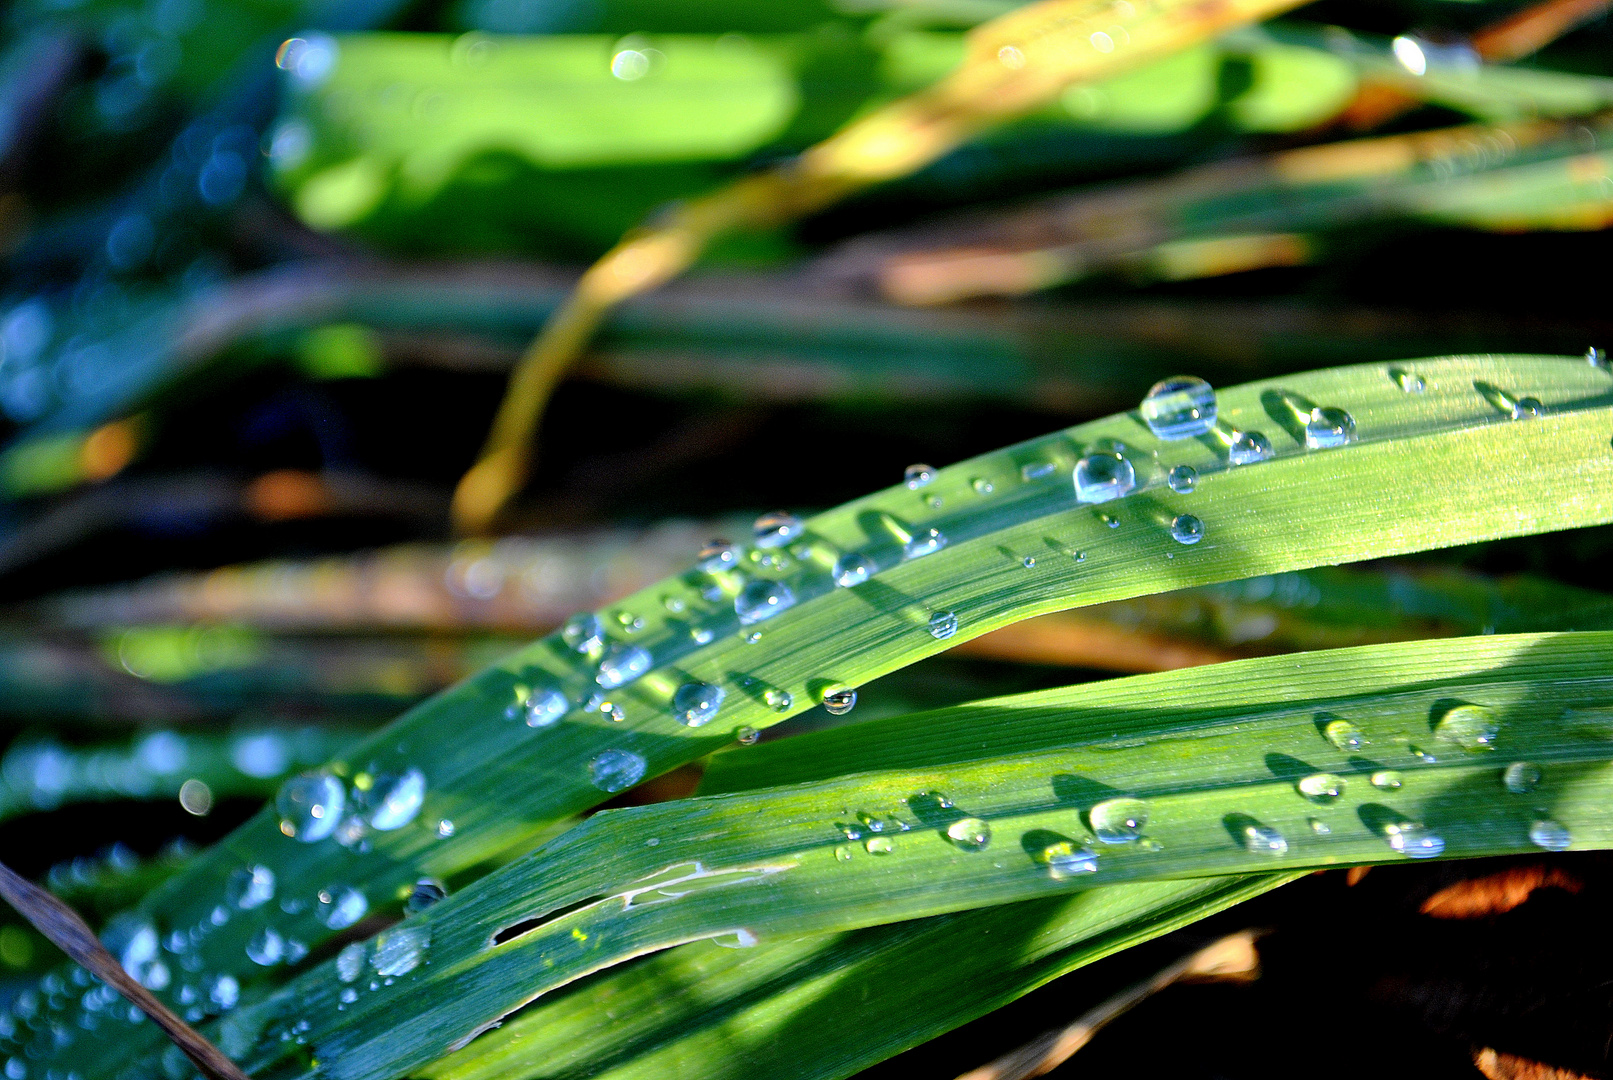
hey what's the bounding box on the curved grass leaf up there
[209,630,1613,1080]
[27,353,1613,1075]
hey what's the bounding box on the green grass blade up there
[207,630,1613,1080]
[31,352,1613,1076]
[420,875,1293,1080]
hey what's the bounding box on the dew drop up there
[1588,346,1609,371]
[1297,773,1345,803]
[1021,556,1036,568]
[834,845,853,861]
[1528,819,1571,852]
[1390,367,1425,393]
[1502,761,1541,794]
[1514,396,1542,419]
[588,750,646,793]
[1308,817,1331,835]
[764,688,793,713]
[371,925,429,978]
[276,772,345,842]
[1228,430,1272,465]
[561,613,605,655]
[245,928,284,967]
[1433,703,1498,752]
[1385,822,1444,858]
[864,836,894,855]
[1140,376,1217,440]
[1370,770,1403,789]
[524,686,568,728]
[1169,515,1204,545]
[1073,452,1135,504]
[928,611,959,640]
[903,527,947,559]
[1240,822,1288,856]
[696,540,739,574]
[672,681,725,727]
[1089,797,1149,844]
[1167,465,1197,493]
[316,886,368,930]
[224,865,275,910]
[405,879,447,914]
[822,687,857,716]
[1323,718,1366,752]
[335,943,366,983]
[1020,461,1056,481]
[1042,840,1099,877]
[945,817,992,851]
[904,464,936,489]
[1304,407,1356,449]
[833,552,873,587]
[753,512,803,549]
[735,725,759,745]
[364,768,426,831]
[596,643,652,688]
[745,631,761,644]
[971,477,994,494]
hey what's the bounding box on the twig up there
[0,860,251,1080]
[953,930,1263,1080]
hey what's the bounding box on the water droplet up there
[1323,718,1366,752]
[697,540,739,574]
[1169,515,1204,545]
[764,688,793,712]
[1502,761,1541,794]
[928,611,958,640]
[1240,822,1288,855]
[904,527,947,559]
[1308,817,1331,834]
[371,925,429,978]
[1514,396,1542,419]
[1297,773,1345,803]
[596,643,652,688]
[561,613,605,655]
[1370,770,1403,790]
[1304,407,1356,449]
[1390,367,1425,393]
[1073,453,1135,504]
[1090,797,1149,844]
[1139,376,1217,440]
[406,879,447,913]
[832,552,873,588]
[1588,346,1609,371]
[945,817,992,851]
[1409,745,1436,763]
[753,512,803,549]
[864,836,894,855]
[745,631,761,644]
[1433,702,1498,752]
[364,768,426,831]
[1384,822,1444,858]
[834,845,853,861]
[245,928,284,966]
[1528,819,1571,852]
[735,725,759,745]
[224,865,275,910]
[971,477,994,494]
[588,750,646,793]
[1228,430,1273,465]
[436,819,455,838]
[739,575,804,625]
[1041,840,1099,877]
[335,943,366,982]
[672,681,725,727]
[904,464,936,489]
[1020,461,1056,481]
[317,886,368,929]
[1021,556,1036,568]
[1136,838,1164,852]
[822,687,857,716]
[524,686,568,728]
[276,772,345,842]
[1167,465,1197,493]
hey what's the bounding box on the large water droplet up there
[1090,797,1149,844]
[1169,515,1204,545]
[672,681,725,727]
[1304,407,1356,449]
[1140,376,1217,440]
[245,928,284,966]
[822,687,857,716]
[561,613,605,655]
[833,552,873,587]
[735,579,795,625]
[928,611,959,640]
[335,942,366,983]
[1240,822,1288,855]
[224,865,275,910]
[1073,453,1135,504]
[864,836,894,855]
[1502,761,1541,794]
[1528,819,1571,852]
[903,527,947,559]
[945,817,992,851]
[364,768,426,831]
[1434,703,1498,752]
[904,464,936,489]
[317,886,368,929]
[735,726,759,745]
[371,925,429,978]
[1385,822,1444,858]
[589,750,646,793]
[1370,770,1403,789]
[276,772,345,842]
[596,643,652,688]
[1042,839,1099,877]
[1228,430,1273,465]
[753,512,803,549]
[524,686,568,728]
[406,879,448,913]
[1323,718,1366,752]
[697,540,739,574]
[1167,465,1197,493]
[1298,773,1345,803]
[764,688,793,712]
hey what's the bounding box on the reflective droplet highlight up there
[928,611,958,640]
[833,552,873,588]
[1304,407,1356,449]
[365,768,426,831]
[1169,515,1204,545]
[1528,819,1571,852]
[971,477,994,494]
[1434,703,1498,752]
[865,836,894,855]
[589,750,646,793]
[1297,773,1345,803]
[903,527,947,560]
[276,772,345,842]
[1240,822,1288,856]
[1385,822,1444,858]
[696,540,739,574]
[753,511,803,549]
[945,817,992,851]
[822,687,857,716]
[764,688,793,713]
[1042,840,1099,877]
[1140,376,1217,440]
[1502,762,1541,794]
[735,579,795,625]
[561,613,605,655]
[735,725,759,745]
[1390,367,1425,393]
[904,464,935,489]
[1090,797,1149,844]
[1323,718,1366,752]
[596,643,652,688]
[672,682,725,727]
[1073,453,1135,504]
[524,686,568,728]
[1371,770,1403,789]
[225,866,275,910]
[317,886,368,929]
[1167,465,1197,493]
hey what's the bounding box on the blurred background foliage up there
[0,0,1609,1074]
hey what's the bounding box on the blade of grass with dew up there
[200,630,1613,1080]
[418,875,1293,1080]
[450,0,1315,532]
[25,352,1613,1076]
